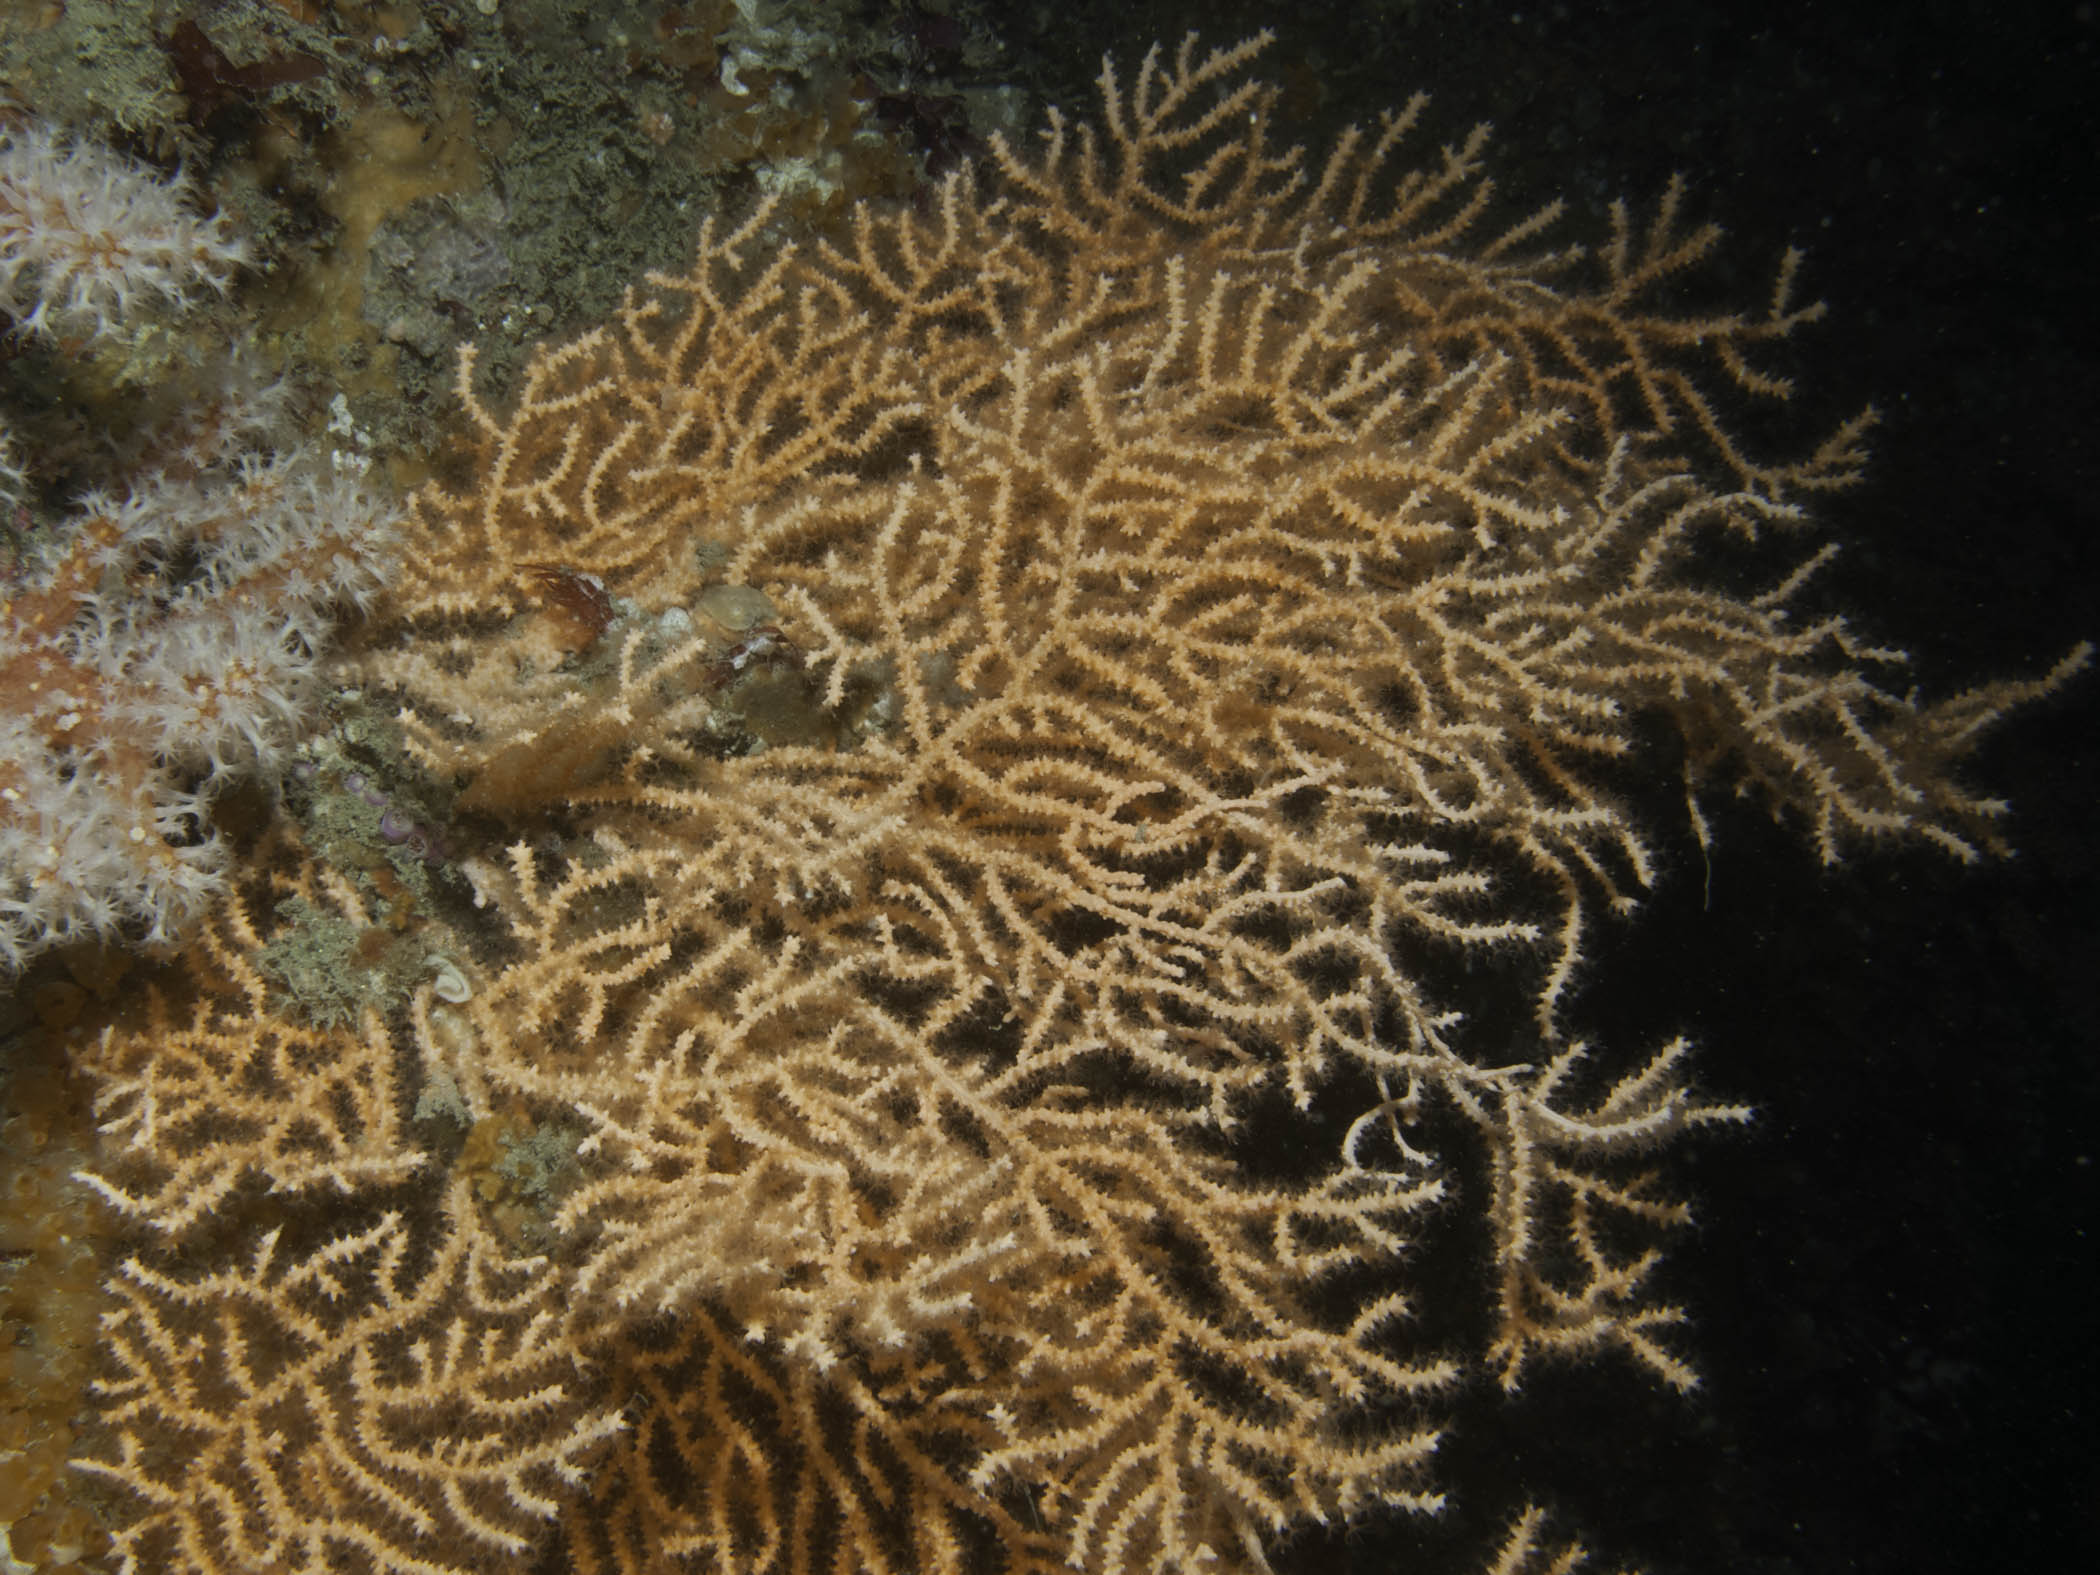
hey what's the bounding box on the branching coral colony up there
[67,35,2084,1575]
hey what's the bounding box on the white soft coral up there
[0,123,249,344]
[0,124,396,973]
[0,453,397,969]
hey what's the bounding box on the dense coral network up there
[65,34,2081,1575]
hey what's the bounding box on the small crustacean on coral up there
[520,562,615,653]
[701,623,802,691]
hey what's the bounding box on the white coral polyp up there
[0,120,397,970]
[0,125,248,344]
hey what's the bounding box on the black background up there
[987,3,2099,1571]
